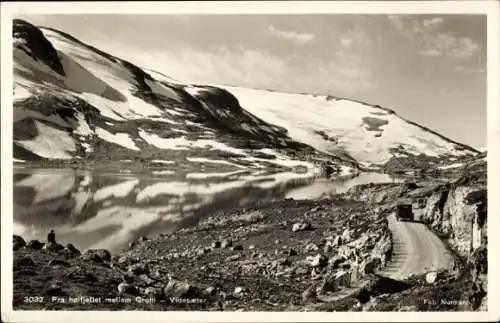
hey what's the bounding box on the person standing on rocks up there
[47,229,56,244]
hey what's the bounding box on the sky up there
[16,14,487,149]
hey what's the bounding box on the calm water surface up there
[13,167,398,253]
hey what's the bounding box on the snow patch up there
[16,121,76,159]
[95,127,140,151]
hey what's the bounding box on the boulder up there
[143,286,161,298]
[323,243,334,254]
[138,274,155,285]
[305,243,319,252]
[234,286,246,295]
[26,239,44,250]
[13,235,26,250]
[80,252,103,263]
[118,282,139,296]
[308,254,328,268]
[341,228,353,243]
[425,271,438,284]
[128,263,149,275]
[83,249,111,262]
[64,243,81,256]
[204,286,217,296]
[221,239,233,249]
[164,279,198,298]
[328,256,345,269]
[292,222,312,232]
[333,235,342,247]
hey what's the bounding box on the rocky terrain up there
[12,155,487,311]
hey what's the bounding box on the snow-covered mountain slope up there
[14,19,355,179]
[12,19,478,174]
[217,86,478,167]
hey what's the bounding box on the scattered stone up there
[221,239,233,249]
[292,222,312,232]
[333,235,342,247]
[308,254,328,268]
[13,235,26,250]
[328,256,345,269]
[232,245,244,251]
[323,243,333,254]
[164,279,197,298]
[196,248,210,256]
[288,248,298,256]
[83,249,111,262]
[80,252,103,263]
[248,244,255,250]
[118,282,139,296]
[275,239,281,245]
[26,240,44,250]
[138,274,155,285]
[143,286,161,297]
[211,241,221,249]
[363,257,382,274]
[341,228,352,243]
[204,286,217,296]
[128,263,149,275]
[65,244,81,256]
[48,259,70,267]
[425,271,438,284]
[305,243,319,252]
[234,286,246,295]
[226,254,241,261]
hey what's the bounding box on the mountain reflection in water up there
[13,168,397,254]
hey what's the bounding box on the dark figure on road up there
[47,229,56,244]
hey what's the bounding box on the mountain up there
[12,19,479,175]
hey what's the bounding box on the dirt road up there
[379,213,454,280]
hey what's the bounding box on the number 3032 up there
[24,296,44,303]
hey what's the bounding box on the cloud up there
[419,49,443,57]
[387,16,481,59]
[422,17,444,28]
[267,25,315,45]
[340,37,354,48]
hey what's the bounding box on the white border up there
[1,1,499,322]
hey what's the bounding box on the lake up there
[13,167,397,254]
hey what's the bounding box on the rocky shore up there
[12,165,487,311]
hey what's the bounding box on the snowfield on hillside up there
[220,86,475,166]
